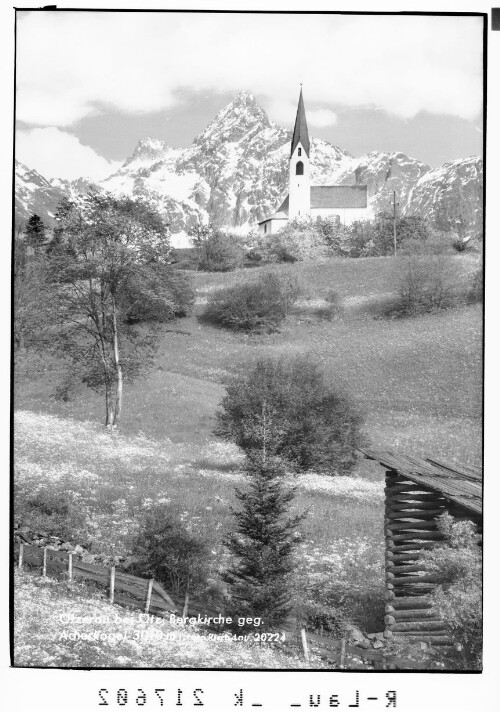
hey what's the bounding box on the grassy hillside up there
[14,254,482,665]
[15,255,482,465]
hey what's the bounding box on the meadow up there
[14,570,318,668]
[14,253,482,664]
[16,254,482,464]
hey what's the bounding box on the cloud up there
[16,127,121,180]
[307,109,338,128]
[16,12,483,128]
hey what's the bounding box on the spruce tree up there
[25,213,46,249]
[224,452,306,631]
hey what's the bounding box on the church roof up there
[290,88,310,158]
[261,186,367,222]
[310,185,368,209]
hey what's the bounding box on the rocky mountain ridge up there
[15,91,483,244]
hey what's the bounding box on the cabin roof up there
[360,448,483,515]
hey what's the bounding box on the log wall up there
[384,469,481,646]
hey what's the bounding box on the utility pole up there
[392,191,399,257]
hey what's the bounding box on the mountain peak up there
[193,91,271,146]
[123,138,175,167]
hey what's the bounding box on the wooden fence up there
[18,544,226,620]
[17,543,443,670]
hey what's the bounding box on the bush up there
[215,354,363,474]
[347,214,433,258]
[203,269,300,332]
[315,289,344,321]
[265,218,331,262]
[420,514,482,670]
[190,224,244,272]
[129,505,211,597]
[389,251,456,317]
[467,263,483,304]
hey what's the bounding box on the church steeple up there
[288,88,311,219]
[290,87,310,158]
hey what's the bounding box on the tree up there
[25,213,47,249]
[130,506,210,598]
[50,189,194,428]
[13,253,54,351]
[215,354,363,474]
[189,223,244,272]
[224,452,306,630]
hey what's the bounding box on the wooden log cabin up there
[361,449,482,648]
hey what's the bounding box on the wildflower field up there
[14,570,317,669]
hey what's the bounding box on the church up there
[258,90,369,235]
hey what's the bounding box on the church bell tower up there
[288,88,311,219]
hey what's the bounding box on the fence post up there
[182,591,190,619]
[340,638,346,668]
[109,566,115,604]
[300,628,310,664]
[42,547,48,577]
[18,544,24,569]
[68,553,73,582]
[145,579,154,614]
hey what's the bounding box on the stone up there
[355,640,371,650]
[73,545,85,554]
[372,640,385,649]
[346,625,366,643]
[374,632,386,641]
[19,526,31,533]
[61,542,74,551]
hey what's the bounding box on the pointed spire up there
[290,87,310,158]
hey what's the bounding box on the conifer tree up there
[25,213,46,248]
[223,452,306,631]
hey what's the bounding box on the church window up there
[296,161,304,175]
[298,147,302,156]
[264,223,268,234]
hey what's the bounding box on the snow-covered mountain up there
[14,161,67,226]
[403,156,483,237]
[15,91,483,244]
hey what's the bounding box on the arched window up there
[296,161,304,175]
[298,147,302,156]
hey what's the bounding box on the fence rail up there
[17,543,444,670]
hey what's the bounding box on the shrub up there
[467,263,483,304]
[223,453,306,631]
[129,505,210,597]
[347,214,432,258]
[389,250,456,317]
[265,218,331,262]
[190,224,244,272]
[203,269,300,332]
[315,289,344,321]
[215,354,363,474]
[420,514,482,670]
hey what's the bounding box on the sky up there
[15,10,484,180]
